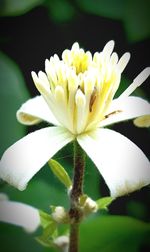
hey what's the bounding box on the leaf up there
[127,200,149,220]
[0,224,45,252]
[80,216,150,251]
[96,197,114,210]
[39,210,54,229]
[123,0,150,42]
[134,115,150,128]
[0,0,44,16]
[76,0,126,20]
[45,0,75,22]
[76,0,150,42]
[35,222,57,248]
[48,159,72,189]
[84,156,101,199]
[0,51,30,156]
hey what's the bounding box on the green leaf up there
[96,197,114,210]
[76,0,150,42]
[37,210,58,247]
[76,0,126,20]
[123,0,150,42]
[84,156,101,199]
[39,210,53,229]
[80,216,150,251]
[0,51,30,156]
[35,222,57,248]
[0,224,45,252]
[48,159,72,188]
[45,0,75,22]
[0,0,44,16]
[127,200,149,220]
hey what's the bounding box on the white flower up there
[0,194,40,232]
[0,41,150,197]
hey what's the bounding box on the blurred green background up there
[0,0,150,251]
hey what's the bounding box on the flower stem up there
[69,140,85,252]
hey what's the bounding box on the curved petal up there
[0,127,74,190]
[100,96,150,127]
[0,200,40,232]
[77,129,150,197]
[17,95,60,126]
[134,115,150,128]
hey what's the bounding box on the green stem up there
[69,140,85,252]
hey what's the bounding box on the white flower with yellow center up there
[0,41,150,197]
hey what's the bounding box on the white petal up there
[77,129,150,197]
[17,95,59,126]
[0,200,40,232]
[0,127,74,190]
[100,96,150,127]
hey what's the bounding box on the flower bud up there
[84,197,98,215]
[52,206,69,224]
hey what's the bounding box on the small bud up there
[52,206,69,224]
[84,197,98,215]
[79,195,98,216]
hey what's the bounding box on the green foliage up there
[0,224,46,252]
[76,0,150,42]
[123,0,150,42]
[84,156,101,199]
[39,210,54,229]
[96,196,114,210]
[127,200,149,220]
[1,0,149,41]
[80,216,150,251]
[0,52,29,156]
[0,0,44,16]
[36,224,57,248]
[36,211,58,248]
[45,0,75,22]
[48,159,72,188]
[2,179,68,210]
[76,0,126,20]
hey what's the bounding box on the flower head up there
[31,41,130,134]
[0,41,150,197]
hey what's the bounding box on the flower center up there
[32,41,130,135]
[62,42,91,75]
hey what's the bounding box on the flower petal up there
[0,127,74,190]
[77,128,150,197]
[100,96,150,127]
[17,95,60,126]
[0,200,40,232]
[134,115,150,128]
